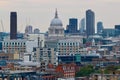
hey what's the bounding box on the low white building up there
[24,33,45,48]
[57,38,83,55]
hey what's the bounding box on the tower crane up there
[1,20,4,32]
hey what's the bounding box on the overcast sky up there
[0,0,120,33]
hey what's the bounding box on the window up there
[73,43,75,46]
[58,43,60,45]
[12,42,14,45]
[15,42,17,45]
[24,42,25,45]
[64,43,66,45]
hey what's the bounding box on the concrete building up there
[2,39,27,54]
[2,39,40,60]
[24,33,45,48]
[57,38,83,55]
[33,47,57,65]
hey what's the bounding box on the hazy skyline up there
[0,0,120,33]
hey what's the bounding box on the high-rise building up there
[97,21,103,34]
[25,25,33,34]
[86,9,95,37]
[67,18,78,34]
[10,12,17,39]
[80,18,85,34]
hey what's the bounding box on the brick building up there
[56,63,76,78]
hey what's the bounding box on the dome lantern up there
[50,9,63,27]
[55,8,58,18]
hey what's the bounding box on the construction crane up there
[0,20,5,40]
[1,20,4,32]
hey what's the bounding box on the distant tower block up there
[25,25,33,34]
[34,28,40,34]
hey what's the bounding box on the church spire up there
[55,8,58,18]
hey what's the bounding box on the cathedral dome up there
[50,9,63,27]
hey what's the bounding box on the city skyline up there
[0,0,120,33]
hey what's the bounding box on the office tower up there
[80,18,85,33]
[25,25,33,34]
[67,18,78,33]
[86,9,95,37]
[97,21,103,34]
[10,12,17,39]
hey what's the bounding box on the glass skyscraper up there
[97,21,103,34]
[67,18,78,34]
[86,9,95,37]
[80,18,85,34]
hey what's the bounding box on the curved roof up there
[50,9,63,27]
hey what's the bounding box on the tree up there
[76,65,95,77]
[104,65,118,74]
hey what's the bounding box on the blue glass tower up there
[97,21,103,34]
[86,9,95,37]
[67,18,78,34]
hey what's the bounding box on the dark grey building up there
[66,18,78,34]
[86,9,95,37]
[97,21,103,34]
[10,12,17,39]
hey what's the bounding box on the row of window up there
[0,56,9,59]
[64,73,75,78]
[3,46,26,47]
[63,66,75,70]
[5,50,25,52]
[40,48,51,50]
[58,42,81,46]
[3,42,26,46]
[3,48,26,50]
[58,48,79,50]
